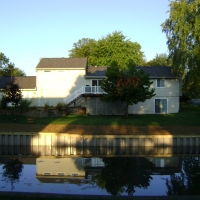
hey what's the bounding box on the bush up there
[44,103,50,110]
[56,102,66,111]
[18,99,32,111]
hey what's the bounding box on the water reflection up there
[166,156,200,195]
[91,157,154,196]
[0,146,200,196]
[2,158,23,190]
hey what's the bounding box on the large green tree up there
[162,0,200,98]
[0,52,26,77]
[69,31,145,68]
[146,53,171,66]
[101,62,155,117]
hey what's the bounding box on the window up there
[157,79,165,87]
[91,79,103,93]
[92,80,101,86]
[155,99,167,113]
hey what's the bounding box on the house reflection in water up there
[36,156,181,184]
[36,157,104,184]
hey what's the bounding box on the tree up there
[146,53,171,66]
[0,52,26,77]
[101,62,155,117]
[3,83,23,107]
[162,0,200,98]
[69,31,145,68]
[91,157,154,196]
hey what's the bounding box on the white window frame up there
[157,79,165,88]
[154,98,168,114]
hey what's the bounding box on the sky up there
[1,0,170,76]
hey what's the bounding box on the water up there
[0,132,200,197]
[0,154,198,196]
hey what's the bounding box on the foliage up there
[55,102,66,110]
[162,0,200,98]
[146,53,171,66]
[2,158,23,190]
[101,62,155,117]
[69,31,145,68]
[44,102,50,110]
[0,52,26,76]
[18,98,32,111]
[92,157,154,196]
[2,83,23,107]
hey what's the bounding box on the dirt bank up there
[0,124,200,135]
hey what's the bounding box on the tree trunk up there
[126,103,129,117]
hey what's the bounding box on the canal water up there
[0,133,200,196]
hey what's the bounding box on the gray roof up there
[86,66,107,77]
[36,58,87,69]
[86,66,178,78]
[0,76,36,89]
[137,66,178,78]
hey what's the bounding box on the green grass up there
[0,103,200,126]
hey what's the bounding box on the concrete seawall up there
[1,132,200,157]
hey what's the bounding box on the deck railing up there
[63,86,105,104]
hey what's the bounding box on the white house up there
[0,57,180,115]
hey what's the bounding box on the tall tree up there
[162,0,200,98]
[69,31,145,68]
[146,53,171,66]
[101,62,155,117]
[0,52,26,77]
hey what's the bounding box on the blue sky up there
[1,0,170,76]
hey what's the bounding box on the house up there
[0,57,180,115]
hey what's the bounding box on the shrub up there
[44,103,50,110]
[18,99,32,111]
[56,102,66,111]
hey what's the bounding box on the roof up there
[36,57,87,69]
[137,66,178,78]
[86,66,178,78]
[85,66,107,77]
[0,76,36,89]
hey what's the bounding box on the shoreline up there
[0,124,200,135]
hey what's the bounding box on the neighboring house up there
[0,76,36,100]
[0,57,180,115]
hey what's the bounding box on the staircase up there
[63,86,104,106]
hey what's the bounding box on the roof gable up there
[36,58,87,69]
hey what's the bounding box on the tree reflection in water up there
[91,157,154,196]
[2,158,24,190]
[166,156,200,195]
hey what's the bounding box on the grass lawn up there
[0,103,199,126]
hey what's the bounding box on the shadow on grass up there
[0,104,199,135]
